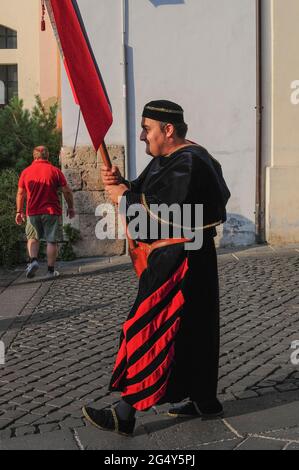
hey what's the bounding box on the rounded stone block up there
[73,191,108,215]
[61,147,97,169]
[63,169,82,191]
[81,167,104,191]
[61,144,125,257]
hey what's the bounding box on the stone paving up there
[0,245,299,450]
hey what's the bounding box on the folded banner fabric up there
[45,0,113,150]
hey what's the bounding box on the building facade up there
[59,0,299,254]
[0,0,60,110]
[263,0,299,245]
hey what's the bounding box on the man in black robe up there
[82,100,230,436]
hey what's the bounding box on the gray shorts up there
[25,215,60,243]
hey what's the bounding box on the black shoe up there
[168,399,223,419]
[82,405,135,436]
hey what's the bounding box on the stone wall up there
[61,145,126,258]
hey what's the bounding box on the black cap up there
[142,100,185,124]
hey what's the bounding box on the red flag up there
[45,0,113,151]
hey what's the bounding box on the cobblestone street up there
[0,245,299,450]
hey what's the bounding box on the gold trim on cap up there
[145,106,184,115]
[111,407,119,433]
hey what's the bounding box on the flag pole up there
[99,141,112,169]
[99,140,136,256]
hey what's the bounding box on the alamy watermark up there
[290,340,299,366]
[0,341,5,365]
[290,80,299,104]
[95,198,205,250]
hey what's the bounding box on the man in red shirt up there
[16,146,75,278]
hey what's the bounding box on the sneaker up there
[82,405,135,436]
[26,260,39,279]
[46,270,60,278]
[168,399,223,419]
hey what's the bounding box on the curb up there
[10,244,299,283]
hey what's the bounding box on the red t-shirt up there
[18,160,67,216]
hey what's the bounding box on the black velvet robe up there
[109,145,230,410]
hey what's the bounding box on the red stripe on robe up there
[126,290,184,359]
[123,259,188,336]
[125,317,181,380]
[122,343,175,395]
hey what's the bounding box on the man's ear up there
[164,123,175,138]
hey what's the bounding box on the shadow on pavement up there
[133,389,299,436]
[9,262,132,288]
[0,300,117,331]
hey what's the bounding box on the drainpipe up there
[121,0,129,181]
[121,0,130,255]
[255,0,264,243]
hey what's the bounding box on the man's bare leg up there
[27,239,40,259]
[26,239,40,278]
[47,242,58,268]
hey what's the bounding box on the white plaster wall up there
[61,0,124,147]
[61,0,257,246]
[128,0,256,246]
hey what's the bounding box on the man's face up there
[140,118,167,157]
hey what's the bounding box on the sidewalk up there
[0,244,298,450]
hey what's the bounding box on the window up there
[0,25,17,49]
[0,65,18,107]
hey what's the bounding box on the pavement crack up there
[233,437,249,449]
[222,418,243,439]
[181,437,240,450]
[73,428,85,450]
[251,433,299,444]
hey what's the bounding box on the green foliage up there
[59,242,76,261]
[0,169,24,266]
[63,224,81,243]
[60,224,81,261]
[0,96,61,173]
[0,96,62,266]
